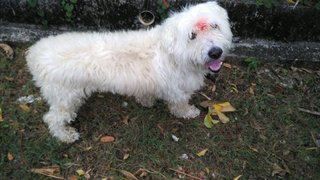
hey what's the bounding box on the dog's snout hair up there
[208,46,223,59]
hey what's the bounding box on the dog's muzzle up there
[205,46,223,73]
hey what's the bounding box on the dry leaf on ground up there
[122,115,129,125]
[7,152,14,161]
[196,148,208,157]
[123,153,130,160]
[216,111,230,123]
[272,163,289,176]
[233,175,242,180]
[70,175,78,180]
[31,165,64,179]
[0,107,3,122]
[223,63,232,69]
[204,102,236,127]
[19,104,31,113]
[200,100,215,108]
[116,169,138,180]
[249,83,256,95]
[100,135,115,143]
[134,168,149,178]
[76,169,85,176]
[204,114,219,128]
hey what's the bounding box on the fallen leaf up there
[76,169,85,176]
[233,175,242,180]
[300,68,312,73]
[197,148,208,157]
[204,114,219,128]
[205,167,210,174]
[0,43,14,59]
[204,102,236,127]
[197,171,206,179]
[216,111,230,123]
[218,102,236,112]
[134,168,149,178]
[117,169,138,180]
[223,63,232,69]
[249,146,259,152]
[19,104,31,113]
[204,114,214,128]
[70,175,78,180]
[250,120,264,131]
[200,100,215,108]
[123,153,130,160]
[230,83,239,93]
[272,163,288,177]
[7,152,14,161]
[157,124,165,137]
[249,83,257,95]
[4,76,14,81]
[100,135,115,143]
[123,115,129,125]
[84,170,91,179]
[211,84,216,92]
[0,107,3,122]
[31,165,64,179]
[101,177,115,180]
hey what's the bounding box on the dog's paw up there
[183,105,200,119]
[170,104,200,119]
[51,126,80,143]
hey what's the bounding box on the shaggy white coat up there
[26,1,232,143]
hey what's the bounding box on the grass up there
[0,46,319,179]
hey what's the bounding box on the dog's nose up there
[208,47,223,59]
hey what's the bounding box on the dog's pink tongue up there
[206,60,223,71]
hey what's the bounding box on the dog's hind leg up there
[41,86,87,143]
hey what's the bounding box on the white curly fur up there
[26,1,232,143]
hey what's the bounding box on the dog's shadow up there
[74,93,169,139]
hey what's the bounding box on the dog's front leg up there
[169,101,200,119]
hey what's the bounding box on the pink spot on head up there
[195,19,208,32]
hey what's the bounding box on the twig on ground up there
[293,0,300,9]
[199,92,212,100]
[298,108,320,116]
[169,168,203,180]
[30,171,65,180]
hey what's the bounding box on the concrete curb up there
[1,22,319,62]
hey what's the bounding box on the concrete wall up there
[1,0,319,41]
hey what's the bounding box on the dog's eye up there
[190,32,197,40]
[211,24,218,29]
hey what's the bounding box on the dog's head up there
[160,1,232,74]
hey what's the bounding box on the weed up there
[27,0,48,26]
[61,0,78,22]
[157,0,171,21]
[244,57,259,72]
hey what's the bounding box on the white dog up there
[26,1,232,143]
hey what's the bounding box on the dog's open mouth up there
[205,59,223,73]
